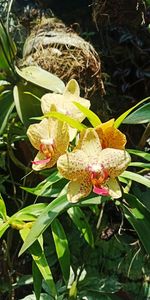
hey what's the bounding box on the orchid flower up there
[41,79,90,141]
[57,128,131,203]
[95,119,127,149]
[27,115,69,171]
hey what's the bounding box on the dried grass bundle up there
[22,17,105,97]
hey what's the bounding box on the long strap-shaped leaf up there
[51,218,70,284]
[114,97,150,128]
[122,194,150,255]
[120,171,150,188]
[67,207,94,248]
[19,195,70,256]
[20,228,57,299]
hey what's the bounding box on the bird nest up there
[92,0,145,29]
[22,17,105,97]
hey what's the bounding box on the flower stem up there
[96,202,105,230]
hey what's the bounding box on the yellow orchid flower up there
[27,116,69,171]
[41,79,90,141]
[95,119,127,149]
[57,128,131,203]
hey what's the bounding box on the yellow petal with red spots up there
[57,150,89,181]
[96,119,126,149]
[27,118,51,150]
[76,128,102,160]
[67,177,92,203]
[98,148,131,178]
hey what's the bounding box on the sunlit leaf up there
[122,193,150,254]
[114,97,150,128]
[127,149,150,161]
[0,222,9,238]
[51,218,70,284]
[0,195,7,221]
[22,171,63,197]
[44,111,86,131]
[20,228,57,299]
[120,171,150,188]
[67,207,94,247]
[15,66,65,93]
[123,102,150,124]
[73,101,102,127]
[19,195,70,256]
[10,203,47,222]
[129,162,150,168]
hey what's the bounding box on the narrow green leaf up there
[120,170,150,188]
[0,222,9,238]
[32,260,42,300]
[114,97,150,128]
[79,194,102,206]
[73,101,102,127]
[20,228,57,299]
[122,193,150,254]
[13,82,43,126]
[15,66,65,93]
[123,102,150,124]
[0,195,7,221]
[10,203,47,222]
[129,162,150,168]
[127,149,150,162]
[0,90,14,135]
[51,218,70,284]
[19,195,70,256]
[45,111,86,131]
[22,171,63,196]
[67,207,94,247]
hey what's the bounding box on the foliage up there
[0,18,150,300]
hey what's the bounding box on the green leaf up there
[0,90,14,135]
[13,82,43,126]
[73,101,102,127]
[20,228,57,299]
[0,222,9,238]
[19,195,70,256]
[44,111,86,131]
[67,207,94,247]
[22,171,63,197]
[0,21,16,72]
[114,97,150,128]
[32,260,42,300]
[10,203,47,222]
[0,195,7,221]
[15,66,65,93]
[51,218,70,284]
[129,162,150,168]
[122,193,150,254]
[123,102,150,124]
[120,171,150,188]
[127,149,150,162]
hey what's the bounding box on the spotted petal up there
[96,119,126,149]
[76,128,102,160]
[67,177,92,203]
[98,148,131,178]
[105,178,122,199]
[27,118,50,150]
[57,150,89,181]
